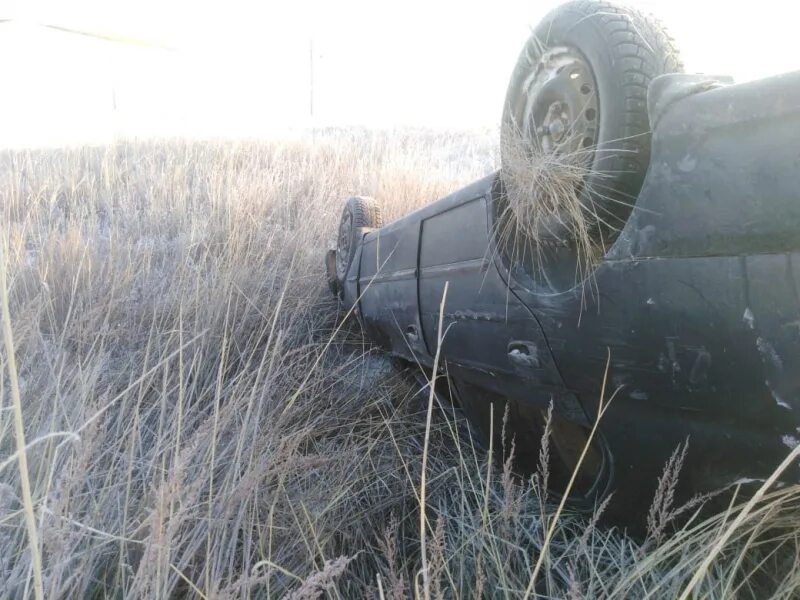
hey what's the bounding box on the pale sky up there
[1,0,798,146]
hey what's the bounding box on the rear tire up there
[335,196,383,285]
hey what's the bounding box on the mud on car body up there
[326,0,800,529]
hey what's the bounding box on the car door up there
[417,187,574,414]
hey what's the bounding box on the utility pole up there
[309,38,314,119]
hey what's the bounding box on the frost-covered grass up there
[1,133,798,598]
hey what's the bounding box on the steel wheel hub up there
[521,46,599,158]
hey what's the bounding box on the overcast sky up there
[1,0,798,145]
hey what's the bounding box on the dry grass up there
[497,124,618,298]
[0,131,799,598]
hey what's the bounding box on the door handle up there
[507,341,541,368]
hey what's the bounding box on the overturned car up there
[326,0,800,528]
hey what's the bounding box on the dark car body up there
[333,72,800,518]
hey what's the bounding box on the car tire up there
[501,0,683,243]
[335,196,383,286]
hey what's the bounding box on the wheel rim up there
[519,46,599,159]
[335,211,353,278]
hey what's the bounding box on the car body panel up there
[337,70,800,514]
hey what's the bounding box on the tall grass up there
[0,131,798,598]
[496,124,611,295]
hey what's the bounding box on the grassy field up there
[1,132,799,599]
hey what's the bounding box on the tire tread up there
[501,0,683,241]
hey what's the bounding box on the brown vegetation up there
[1,132,799,598]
